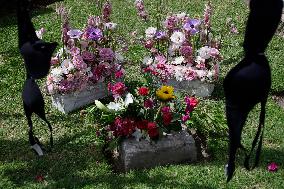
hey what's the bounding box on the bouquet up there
[91,81,198,148]
[46,1,125,95]
[140,2,222,84]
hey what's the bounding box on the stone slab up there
[116,130,197,172]
[166,79,215,97]
[51,82,108,114]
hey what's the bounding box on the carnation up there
[138,87,149,96]
[145,27,157,39]
[170,31,185,46]
[198,46,212,59]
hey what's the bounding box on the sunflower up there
[156,85,175,101]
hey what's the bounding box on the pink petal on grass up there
[267,162,279,172]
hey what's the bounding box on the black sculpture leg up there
[23,102,44,156]
[37,112,54,148]
[225,105,249,182]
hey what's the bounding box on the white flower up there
[35,28,45,39]
[207,70,214,79]
[195,70,207,79]
[124,93,134,106]
[173,56,185,65]
[104,22,117,30]
[145,27,157,39]
[67,29,83,39]
[168,44,179,56]
[176,12,187,20]
[174,71,184,81]
[170,31,185,46]
[198,46,211,59]
[142,56,154,65]
[195,56,206,64]
[107,101,123,111]
[50,67,64,82]
[61,59,75,74]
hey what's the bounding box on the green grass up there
[1,0,284,188]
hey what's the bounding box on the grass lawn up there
[1,0,284,188]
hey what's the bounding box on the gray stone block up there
[116,130,197,172]
[51,82,108,114]
[166,79,214,97]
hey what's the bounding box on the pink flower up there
[181,114,190,122]
[267,162,279,172]
[115,70,124,79]
[155,55,167,64]
[70,47,80,56]
[103,1,112,22]
[50,57,59,65]
[144,40,154,49]
[109,82,127,98]
[185,96,198,113]
[161,106,171,113]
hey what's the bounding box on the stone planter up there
[51,82,108,114]
[115,130,197,172]
[166,79,215,97]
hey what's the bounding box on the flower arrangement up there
[91,81,198,148]
[46,1,125,95]
[140,2,222,84]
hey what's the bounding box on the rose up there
[138,87,149,96]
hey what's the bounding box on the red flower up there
[136,120,148,130]
[147,122,159,138]
[185,96,198,113]
[111,117,135,137]
[138,87,149,96]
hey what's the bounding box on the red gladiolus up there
[138,87,149,96]
[147,122,159,138]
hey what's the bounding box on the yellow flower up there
[156,85,175,101]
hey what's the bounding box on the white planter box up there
[51,82,108,114]
[166,79,215,97]
[115,130,197,172]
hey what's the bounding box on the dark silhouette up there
[17,0,57,155]
[224,0,283,182]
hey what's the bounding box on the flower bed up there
[45,2,125,113]
[139,2,222,97]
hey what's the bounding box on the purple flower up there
[155,31,167,40]
[67,29,83,39]
[82,51,95,62]
[180,45,193,57]
[99,48,114,62]
[183,19,201,35]
[86,27,103,41]
[103,1,112,22]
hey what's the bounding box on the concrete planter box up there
[166,79,215,97]
[51,82,108,114]
[115,130,197,172]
